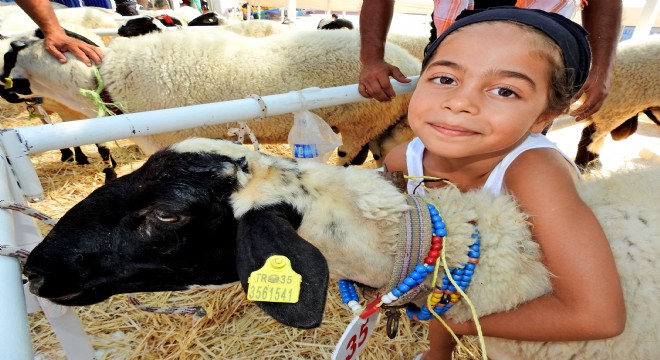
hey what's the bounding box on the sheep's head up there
[118,16,166,37]
[24,139,329,328]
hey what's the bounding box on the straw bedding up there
[2,101,483,359]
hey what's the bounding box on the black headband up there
[422,7,592,93]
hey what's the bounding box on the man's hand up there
[358,59,411,102]
[43,30,103,66]
[570,63,611,121]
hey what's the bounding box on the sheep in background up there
[0,28,421,166]
[117,12,226,37]
[575,35,660,169]
[0,6,120,45]
[387,32,429,60]
[221,19,289,37]
[0,25,118,179]
[24,138,660,359]
[320,18,354,30]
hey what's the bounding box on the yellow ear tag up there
[4,77,13,89]
[247,255,302,303]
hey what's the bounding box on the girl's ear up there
[531,111,559,134]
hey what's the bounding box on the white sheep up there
[575,35,660,169]
[24,138,659,359]
[0,23,118,178]
[0,6,120,45]
[220,19,290,37]
[1,28,421,165]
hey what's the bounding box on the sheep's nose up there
[25,272,45,294]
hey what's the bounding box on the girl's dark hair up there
[422,7,592,103]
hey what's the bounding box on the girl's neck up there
[422,146,518,192]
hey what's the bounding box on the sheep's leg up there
[350,144,370,166]
[643,108,660,126]
[610,115,638,141]
[574,123,601,171]
[73,147,91,165]
[96,144,118,183]
[368,140,382,162]
[60,148,74,162]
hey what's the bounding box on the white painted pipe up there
[632,0,660,39]
[13,78,419,155]
[0,148,34,360]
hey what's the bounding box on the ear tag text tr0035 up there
[247,255,302,303]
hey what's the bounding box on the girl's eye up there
[432,75,456,86]
[490,87,518,98]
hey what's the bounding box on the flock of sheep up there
[1,3,659,359]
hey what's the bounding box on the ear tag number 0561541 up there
[247,255,301,303]
[332,311,380,360]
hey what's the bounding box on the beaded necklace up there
[338,203,481,321]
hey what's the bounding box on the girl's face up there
[410,22,556,161]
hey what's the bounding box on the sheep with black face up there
[24,138,660,358]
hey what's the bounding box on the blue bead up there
[448,285,456,291]
[392,288,403,297]
[470,244,480,251]
[465,263,476,270]
[460,281,470,287]
[452,275,463,282]
[427,204,435,210]
[455,269,464,275]
[398,283,411,292]
[440,285,447,290]
[426,265,434,272]
[468,251,480,258]
[436,229,447,236]
[434,221,446,229]
[429,208,439,216]
[404,277,417,286]
[463,269,474,276]
[431,215,442,223]
[411,271,423,280]
[415,264,427,273]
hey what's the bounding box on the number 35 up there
[344,318,370,360]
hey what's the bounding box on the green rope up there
[78,65,125,117]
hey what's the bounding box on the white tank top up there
[406,134,580,196]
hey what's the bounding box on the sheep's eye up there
[153,210,179,223]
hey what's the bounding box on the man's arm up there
[15,0,103,66]
[358,0,410,102]
[570,0,622,120]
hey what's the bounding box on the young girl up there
[382,8,626,360]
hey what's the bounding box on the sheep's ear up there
[235,204,328,329]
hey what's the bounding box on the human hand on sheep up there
[43,28,103,66]
[359,58,411,102]
[569,62,612,121]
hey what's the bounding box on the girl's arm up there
[444,148,625,340]
[382,141,410,173]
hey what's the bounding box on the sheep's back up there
[586,35,660,134]
[100,29,420,154]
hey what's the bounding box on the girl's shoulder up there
[504,148,581,207]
